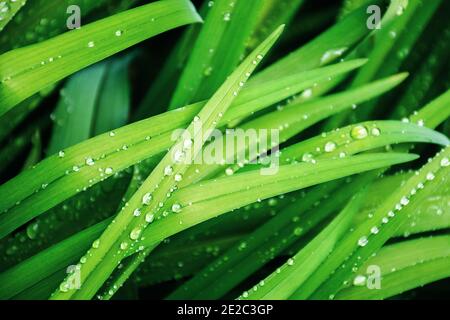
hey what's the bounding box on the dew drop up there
[357,236,368,247]
[172,203,182,213]
[183,139,193,149]
[129,228,142,240]
[371,127,381,136]
[320,47,347,65]
[174,173,183,182]
[105,167,113,175]
[353,275,367,286]
[164,166,173,176]
[142,193,152,205]
[302,88,312,98]
[85,157,95,166]
[370,226,379,235]
[92,239,100,249]
[115,30,123,37]
[426,172,435,181]
[87,41,95,48]
[287,258,295,266]
[302,153,314,163]
[26,222,39,240]
[324,141,337,153]
[351,125,369,140]
[58,150,65,158]
[225,168,234,176]
[59,282,70,293]
[400,196,409,206]
[120,241,129,250]
[440,157,449,167]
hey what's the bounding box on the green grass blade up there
[296,146,450,299]
[47,63,107,155]
[0,61,360,240]
[0,0,202,117]
[0,0,28,33]
[336,236,450,299]
[51,25,285,300]
[239,189,367,300]
[0,153,416,299]
[169,0,265,109]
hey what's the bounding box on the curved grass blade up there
[181,73,408,183]
[336,236,450,299]
[0,153,417,299]
[295,146,450,299]
[51,25,285,300]
[0,0,202,117]
[0,61,361,240]
[239,189,367,300]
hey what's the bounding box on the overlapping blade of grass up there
[391,26,450,120]
[168,112,449,298]
[0,0,27,32]
[51,25,285,300]
[354,171,450,238]
[0,152,417,299]
[239,189,367,300]
[252,2,377,84]
[335,236,450,299]
[110,90,446,298]
[136,0,306,119]
[0,0,139,143]
[47,63,107,155]
[325,0,442,129]
[0,61,361,240]
[233,96,449,300]
[0,57,134,268]
[168,175,370,299]
[137,154,418,250]
[0,219,110,299]
[0,173,131,272]
[182,73,408,183]
[296,146,450,299]
[278,121,449,165]
[0,0,202,117]
[184,75,412,183]
[169,0,267,110]
[299,0,414,108]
